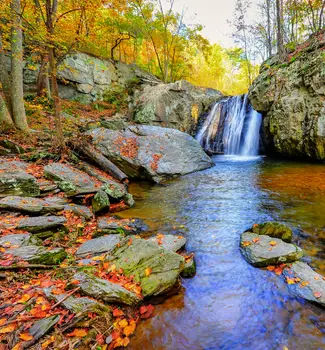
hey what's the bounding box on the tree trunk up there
[266,0,272,57]
[10,0,29,131]
[0,93,14,129]
[0,33,13,115]
[37,55,51,99]
[276,0,285,59]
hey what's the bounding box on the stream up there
[119,155,325,350]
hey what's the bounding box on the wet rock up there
[240,232,303,267]
[16,216,67,233]
[250,222,292,242]
[92,190,110,214]
[0,233,38,248]
[0,196,66,214]
[76,234,123,258]
[148,234,186,252]
[101,181,127,200]
[63,204,93,219]
[29,315,60,342]
[73,272,141,305]
[0,171,40,197]
[283,261,325,307]
[7,245,67,265]
[97,217,148,236]
[123,193,135,207]
[181,257,196,278]
[44,163,99,196]
[43,287,109,313]
[88,125,213,183]
[111,238,185,297]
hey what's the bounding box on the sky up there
[169,0,260,48]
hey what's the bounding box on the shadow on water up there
[119,156,325,350]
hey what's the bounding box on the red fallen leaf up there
[314,292,322,299]
[0,259,13,266]
[139,304,154,319]
[40,280,53,288]
[96,333,105,345]
[112,308,124,317]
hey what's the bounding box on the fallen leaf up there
[269,241,277,246]
[0,323,17,333]
[19,332,33,341]
[17,294,31,303]
[0,319,5,327]
[112,308,124,317]
[314,292,322,299]
[300,281,309,288]
[241,241,251,247]
[118,319,128,328]
[267,265,275,271]
[145,267,152,277]
[252,237,260,243]
[67,328,88,337]
[286,277,295,285]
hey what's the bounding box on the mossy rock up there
[250,222,293,242]
[92,190,110,214]
[181,257,196,278]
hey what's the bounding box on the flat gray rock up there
[0,171,40,197]
[111,238,185,297]
[76,234,123,258]
[29,315,60,342]
[44,163,100,195]
[0,233,37,248]
[73,272,141,305]
[97,217,148,236]
[0,196,66,214]
[16,216,67,232]
[0,160,28,171]
[63,203,93,219]
[7,245,67,265]
[240,232,303,267]
[148,234,186,252]
[88,125,213,183]
[283,261,325,307]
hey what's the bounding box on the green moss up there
[134,104,156,124]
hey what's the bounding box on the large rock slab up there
[73,272,141,306]
[240,232,303,267]
[0,196,66,214]
[0,160,28,171]
[7,245,67,265]
[76,234,123,258]
[88,125,213,183]
[148,234,186,252]
[0,233,38,248]
[63,203,93,219]
[96,217,148,236]
[0,171,40,197]
[29,315,60,342]
[16,216,67,233]
[248,33,325,160]
[111,238,185,297]
[283,261,325,307]
[249,222,293,242]
[44,163,100,195]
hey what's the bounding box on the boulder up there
[76,234,123,258]
[240,232,303,267]
[283,261,325,307]
[0,159,28,171]
[92,190,110,214]
[148,234,186,252]
[7,246,67,265]
[111,238,185,297]
[96,217,148,236]
[0,233,38,248]
[88,125,213,183]
[0,171,40,197]
[16,216,67,233]
[248,33,325,160]
[63,204,93,219]
[0,196,66,214]
[132,80,222,134]
[44,163,100,196]
[249,222,293,242]
[101,181,127,200]
[181,257,196,278]
[28,315,60,343]
[73,272,141,306]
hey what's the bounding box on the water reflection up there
[121,157,325,350]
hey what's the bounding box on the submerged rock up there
[249,222,293,242]
[240,232,303,267]
[181,257,196,278]
[0,196,66,214]
[96,217,148,236]
[76,234,123,258]
[16,216,66,233]
[111,238,185,297]
[148,234,186,252]
[73,272,141,305]
[7,245,67,265]
[44,163,99,195]
[0,171,40,197]
[283,261,325,307]
[88,125,213,183]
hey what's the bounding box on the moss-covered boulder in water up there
[250,222,292,242]
[111,238,185,297]
[240,232,303,267]
[7,245,67,265]
[101,181,126,200]
[73,272,141,305]
[148,234,186,252]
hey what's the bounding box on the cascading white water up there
[196,94,262,156]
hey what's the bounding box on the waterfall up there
[196,94,262,156]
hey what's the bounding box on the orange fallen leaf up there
[118,319,128,328]
[12,343,22,350]
[123,321,136,336]
[269,241,277,246]
[19,332,33,341]
[300,281,309,288]
[314,292,322,299]
[18,294,31,303]
[112,308,124,317]
[267,265,275,271]
[242,241,251,247]
[0,319,5,327]
[67,328,88,337]
[286,277,295,285]
[145,267,152,277]
[252,238,260,243]
[42,335,55,349]
[0,323,17,333]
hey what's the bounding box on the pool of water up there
[120,156,325,350]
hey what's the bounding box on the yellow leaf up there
[18,294,31,303]
[12,343,22,350]
[269,241,277,246]
[145,267,152,277]
[36,297,46,305]
[0,323,17,333]
[19,332,33,341]
[118,319,128,328]
[286,277,295,285]
[92,255,105,261]
[41,335,55,349]
[0,318,6,326]
[242,241,251,247]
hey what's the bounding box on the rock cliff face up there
[20,52,221,134]
[248,32,325,160]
